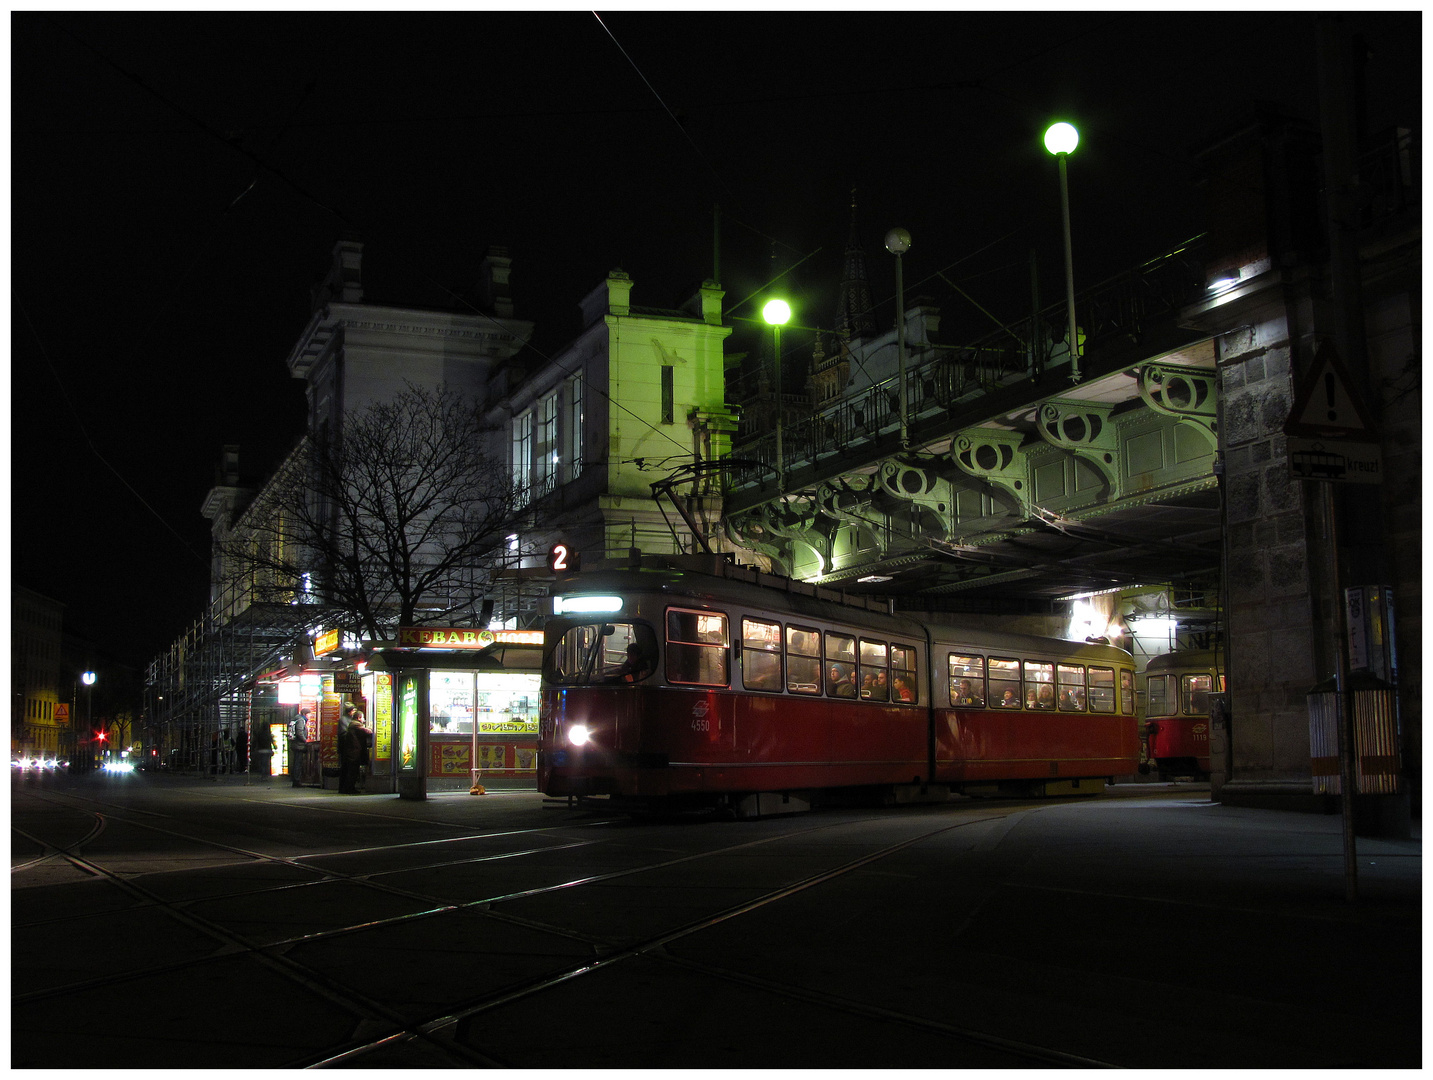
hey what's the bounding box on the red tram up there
[1140,649,1224,779]
[538,565,1140,815]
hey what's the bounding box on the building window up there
[661,365,674,424]
[534,392,559,495]
[567,369,584,481]
[512,411,532,502]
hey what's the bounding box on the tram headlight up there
[568,724,591,747]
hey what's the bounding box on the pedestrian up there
[218,728,235,774]
[289,707,313,786]
[338,704,371,794]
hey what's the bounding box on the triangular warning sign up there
[1283,343,1377,439]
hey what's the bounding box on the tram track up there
[14,782,1114,1068]
[307,809,1113,1070]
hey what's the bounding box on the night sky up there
[10,10,1420,669]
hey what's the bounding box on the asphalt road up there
[10,770,1421,1068]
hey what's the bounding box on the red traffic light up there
[95,731,107,741]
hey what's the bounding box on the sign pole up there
[1322,477,1359,902]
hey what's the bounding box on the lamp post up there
[884,228,912,446]
[81,671,96,772]
[762,298,792,491]
[1043,121,1082,384]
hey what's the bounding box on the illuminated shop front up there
[371,627,544,790]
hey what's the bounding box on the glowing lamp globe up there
[884,228,911,255]
[762,298,791,326]
[1043,122,1079,156]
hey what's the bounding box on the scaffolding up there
[144,602,314,775]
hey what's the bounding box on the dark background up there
[11,11,1420,668]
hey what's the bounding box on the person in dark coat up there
[338,705,371,794]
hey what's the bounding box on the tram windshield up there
[547,622,658,685]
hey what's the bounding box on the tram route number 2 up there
[549,542,580,573]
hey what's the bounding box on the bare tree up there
[216,384,519,641]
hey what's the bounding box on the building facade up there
[493,268,737,587]
[12,586,64,759]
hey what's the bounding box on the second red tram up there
[1140,649,1224,779]
[538,566,1140,814]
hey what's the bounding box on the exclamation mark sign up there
[1325,372,1337,423]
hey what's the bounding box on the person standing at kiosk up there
[339,704,371,794]
[289,707,314,787]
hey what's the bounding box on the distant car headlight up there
[568,724,591,747]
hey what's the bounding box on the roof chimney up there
[310,240,363,312]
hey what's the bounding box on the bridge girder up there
[724,340,1223,604]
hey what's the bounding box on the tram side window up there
[786,625,823,695]
[989,657,1021,708]
[949,655,986,706]
[826,632,857,698]
[742,618,782,692]
[1025,661,1055,709]
[666,609,729,687]
[1120,669,1135,714]
[859,639,889,701]
[1087,666,1116,713]
[1145,674,1174,717]
[890,644,917,703]
[1057,664,1085,711]
[1182,674,1213,716]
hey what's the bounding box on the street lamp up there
[81,671,96,772]
[1043,120,1082,384]
[762,298,792,491]
[884,228,912,446]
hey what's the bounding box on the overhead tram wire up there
[16,298,212,572]
[588,14,1040,418]
[47,18,700,471]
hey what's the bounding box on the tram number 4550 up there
[692,702,711,732]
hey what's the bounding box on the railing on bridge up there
[1358,127,1419,230]
[733,235,1210,486]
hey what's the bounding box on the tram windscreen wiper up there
[579,624,616,682]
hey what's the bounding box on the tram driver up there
[607,641,656,683]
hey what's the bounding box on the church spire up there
[833,185,875,343]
